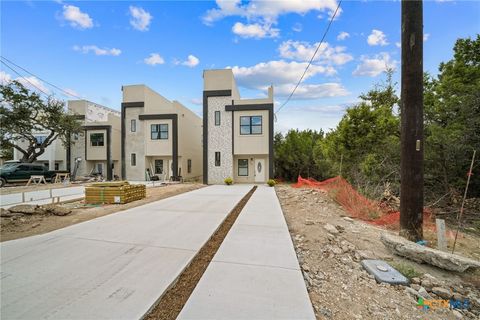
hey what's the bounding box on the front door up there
[254,158,265,183]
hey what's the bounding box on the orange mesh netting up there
[292,176,435,231]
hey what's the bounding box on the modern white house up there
[68,100,122,180]
[203,69,274,184]
[13,133,67,170]
[121,85,202,181]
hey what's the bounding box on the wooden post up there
[400,0,424,241]
[435,219,447,251]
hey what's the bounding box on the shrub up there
[224,177,233,185]
[391,262,422,280]
[267,179,276,187]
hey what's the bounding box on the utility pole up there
[400,0,424,241]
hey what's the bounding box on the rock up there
[380,232,480,272]
[411,277,421,284]
[305,219,314,225]
[411,284,421,291]
[330,245,343,255]
[356,250,375,260]
[418,287,432,299]
[32,223,40,228]
[452,309,463,319]
[301,264,310,272]
[452,292,465,302]
[432,287,452,299]
[8,204,44,215]
[343,217,354,222]
[405,287,419,297]
[0,209,22,218]
[42,204,71,216]
[421,279,433,290]
[324,223,339,235]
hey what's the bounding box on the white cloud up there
[292,23,302,32]
[129,6,152,31]
[203,0,341,25]
[395,42,401,48]
[62,88,80,97]
[190,98,202,105]
[337,31,350,41]
[275,83,349,99]
[0,71,12,84]
[18,76,50,94]
[278,40,353,65]
[144,53,165,66]
[367,29,388,46]
[353,53,397,77]
[62,5,93,29]
[424,33,430,41]
[232,22,279,39]
[182,55,200,67]
[73,45,121,56]
[231,60,336,89]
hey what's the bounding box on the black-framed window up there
[151,124,168,140]
[131,153,136,166]
[188,159,192,173]
[215,152,221,166]
[90,133,104,146]
[238,159,248,176]
[215,111,221,126]
[131,119,136,132]
[154,159,163,174]
[35,136,47,146]
[240,116,262,135]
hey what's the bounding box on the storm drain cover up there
[361,259,409,285]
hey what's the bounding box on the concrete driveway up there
[0,185,252,320]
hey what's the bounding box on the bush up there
[267,179,276,187]
[224,177,233,185]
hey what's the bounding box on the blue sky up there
[1,0,479,133]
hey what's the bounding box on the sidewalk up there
[0,185,252,320]
[178,186,315,319]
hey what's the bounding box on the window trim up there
[214,111,221,126]
[187,159,192,173]
[238,159,249,177]
[131,119,136,132]
[131,153,136,166]
[215,152,221,167]
[151,123,169,140]
[154,159,163,174]
[90,133,105,147]
[240,116,262,135]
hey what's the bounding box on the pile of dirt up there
[276,184,480,320]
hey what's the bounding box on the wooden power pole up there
[400,0,424,241]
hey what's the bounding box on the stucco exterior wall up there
[207,96,233,184]
[144,119,173,156]
[233,110,270,155]
[86,129,107,160]
[124,106,146,181]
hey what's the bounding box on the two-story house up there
[68,100,122,180]
[121,85,202,181]
[203,69,274,184]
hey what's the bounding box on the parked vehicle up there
[0,163,69,187]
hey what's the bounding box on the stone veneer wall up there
[124,107,146,180]
[207,96,233,184]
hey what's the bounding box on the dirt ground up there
[0,183,203,242]
[276,184,480,320]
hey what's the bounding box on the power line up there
[275,0,343,116]
[0,60,50,96]
[0,56,84,100]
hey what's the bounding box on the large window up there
[151,124,168,140]
[90,133,104,146]
[215,152,221,166]
[131,153,136,166]
[240,116,262,135]
[188,159,192,173]
[131,119,136,132]
[215,111,221,126]
[238,159,248,176]
[154,159,163,174]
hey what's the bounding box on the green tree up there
[0,80,81,163]
[424,35,480,197]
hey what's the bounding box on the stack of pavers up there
[85,181,146,204]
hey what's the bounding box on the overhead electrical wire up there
[0,60,51,96]
[275,0,343,116]
[0,56,84,100]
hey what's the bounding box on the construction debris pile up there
[85,181,146,204]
